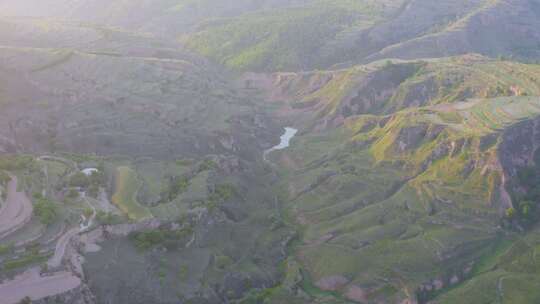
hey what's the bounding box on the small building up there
[81,168,99,176]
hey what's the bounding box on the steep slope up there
[244,55,540,129]
[184,0,406,71]
[264,96,540,303]
[2,2,540,304]
[185,0,540,71]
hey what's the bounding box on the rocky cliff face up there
[498,116,540,214]
[499,118,540,178]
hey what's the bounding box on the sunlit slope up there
[247,55,540,129]
[184,0,405,71]
[185,0,540,72]
[2,0,540,72]
[272,96,540,302]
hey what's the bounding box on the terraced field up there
[456,97,540,133]
[259,95,540,303]
[247,55,540,128]
[111,166,152,221]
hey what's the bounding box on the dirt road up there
[49,197,97,269]
[0,175,33,239]
[0,268,81,304]
[47,227,80,269]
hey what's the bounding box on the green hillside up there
[185,0,540,72]
[2,1,540,304]
[249,55,540,128]
[264,96,540,303]
[184,0,405,71]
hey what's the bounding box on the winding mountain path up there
[48,197,96,269]
[0,268,81,304]
[47,227,80,269]
[0,175,33,239]
[0,173,86,304]
[48,198,97,269]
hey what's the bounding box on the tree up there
[88,170,105,186]
[213,184,236,201]
[18,297,31,304]
[69,172,90,188]
[96,211,111,225]
[0,242,14,255]
[520,201,534,218]
[0,171,11,185]
[83,207,93,218]
[33,197,58,226]
[383,60,395,68]
[41,263,48,273]
[0,155,35,171]
[198,159,217,172]
[342,105,353,117]
[87,184,99,198]
[505,207,516,219]
[66,188,79,199]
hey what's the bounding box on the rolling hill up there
[185,0,540,71]
[1,1,540,304]
[265,95,540,303]
[0,17,277,158]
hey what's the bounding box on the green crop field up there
[112,166,152,221]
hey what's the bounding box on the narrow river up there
[263,127,298,161]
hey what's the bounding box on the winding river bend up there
[263,127,298,161]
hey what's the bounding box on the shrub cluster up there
[33,194,58,226]
[129,226,193,251]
